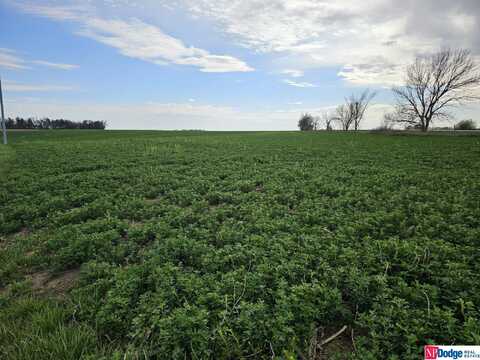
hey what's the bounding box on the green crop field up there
[1,130,479,359]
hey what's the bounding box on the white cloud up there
[281,69,304,78]
[32,60,79,70]
[0,47,79,71]
[167,0,480,86]
[337,63,407,86]
[17,2,253,73]
[283,79,317,88]
[12,1,480,84]
[0,48,30,70]
[15,3,89,21]
[4,81,76,92]
[287,101,303,105]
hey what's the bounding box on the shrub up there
[298,113,315,131]
[372,120,394,132]
[454,119,477,130]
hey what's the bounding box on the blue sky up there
[1,0,479,130]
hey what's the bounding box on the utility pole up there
[0,77,7,145]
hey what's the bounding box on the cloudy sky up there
[1,0,479,130]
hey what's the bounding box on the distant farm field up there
[1,130,479,359]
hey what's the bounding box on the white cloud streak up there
[0,47,79,71]
[0,48,30,69]
[17,2,253,73]
[4,81,76,92]
[281,69,304,78]
[32,60,79,70]
[283,79,317,88]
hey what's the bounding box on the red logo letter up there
[424,346,438,359]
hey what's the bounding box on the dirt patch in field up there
[0,228,30,250]
[144,198,162,204]
[27,271,50,291]
[25,250,36,257]
[322,331,354,359]
[308,326,354,360]
[26,269,81,297]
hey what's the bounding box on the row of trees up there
[5,117,106,130]
[298,89,376,131]
[299,48,480,132]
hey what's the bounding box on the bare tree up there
[333,90,375,131]
[334,104,353,131]
[320,112,335,131]
[346,90,376,131]
[390,48,480,131]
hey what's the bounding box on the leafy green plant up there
[1,130,479,359]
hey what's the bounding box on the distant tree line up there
[5,117,106,130]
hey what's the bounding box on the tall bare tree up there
[347,90,376,131]
[390,48,480,131]
[334,104,353,131]
[334,89,375,131]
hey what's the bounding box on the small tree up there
[298,113,315,131]
[390,48,480,131]
[334,104,353,131]
[320,112,335,131]
[454,119,476,130]
[346,90,376,131]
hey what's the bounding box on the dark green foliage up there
[297,113,315,131]
[455,119,477,130]
[5,117,106,129]
[1,130,480,359]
